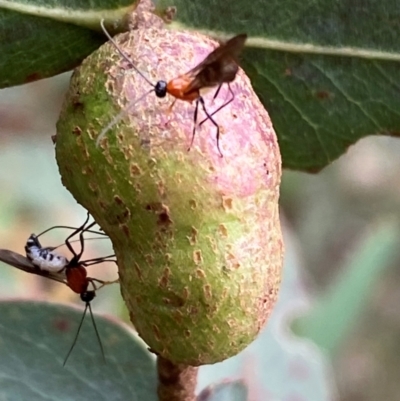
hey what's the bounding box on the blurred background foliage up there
[0,72,399,400]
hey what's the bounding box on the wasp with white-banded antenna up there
[0,213,118,366]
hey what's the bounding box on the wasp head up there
[80,290,96,303]
[154,80,167,98]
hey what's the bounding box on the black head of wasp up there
[96,19,247,157]
[0,213,118,366]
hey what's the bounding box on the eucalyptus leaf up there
[293,221,400,356]
[163,0,400,171]
[3,0,398,170]
[197,380,248,401]
[0,0,134,88]
[0,300,158,401]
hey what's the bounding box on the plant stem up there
[157,356,198,401]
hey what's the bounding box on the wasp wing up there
[188,34,247,76]
[183,33,247,95]
[0,249,67,285]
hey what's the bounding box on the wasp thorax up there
[56,27,283,366]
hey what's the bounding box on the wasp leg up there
[198,83,235,128]
[199,97,223,158]
[88,277,120,290]
[63,213,91,260]
[211,83,223,105]
[188,98,200,152]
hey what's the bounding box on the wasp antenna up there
[95,88,154,146]
[36,225,60,238]
[63,303,89,366]
[52,236,108,252]
[37,225,106,240]
[36,224,80,239]
[100,19,155,87]
[87,302,105,363]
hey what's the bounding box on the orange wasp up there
[96,19,247,156]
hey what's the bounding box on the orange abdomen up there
[167,75,199,102]
[66,265,88,294]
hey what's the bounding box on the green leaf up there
[197,380,248,401]
[5,1,397,170]
[292,221,400,356]
[0,0,134,88]
[161,0,400,171]
[0,300,158,401]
